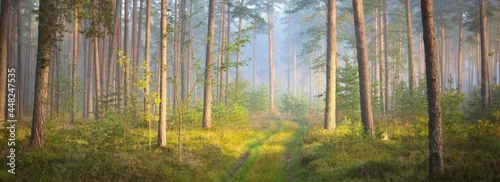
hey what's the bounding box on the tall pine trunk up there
[203,0,216,128]
[0,0,10,122]
[405,0,415,93]
[479,0,489,108]
[267,0,275,111]
[31,0,58,147]
[324,0,337,130]
[352,0,374,136]
[421,0,444,178]
[72,2,79,122]
[158,0,168,147]
[457,10,463,93]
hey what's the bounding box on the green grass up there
[300,117,500,181]
[0,114,266,181]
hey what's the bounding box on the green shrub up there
[279,94,308,118]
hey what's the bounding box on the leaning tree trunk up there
[352,0,374,136]
[324,0,337,130]
[202,0,216,128]
[421,0,444,178]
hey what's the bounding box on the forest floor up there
[0,112,499,181]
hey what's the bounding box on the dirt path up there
[227,120,307,182]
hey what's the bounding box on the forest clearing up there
[0,0,500,181]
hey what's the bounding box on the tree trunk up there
[124,0,130,107]
[267,0,275,111]
[421,0,444,178]
[352,0,374,136]
[457,10,463,93]
[287,19,291,95]
[158,0,168,147]
[405,0,415,93]
[324,0,337,130]
[144,0,151,119]
[31,0,59,147]
[378,1,385,114]
[253,28,256,89]
[0,0,10,122]
[180,0,187,106]
[132,0,138,88]
[203,0,216,128]
[479,0,489,108]
[72,3,79,122]
[383,4,389,114]
[16,0,23,118]
[236,0,245,83]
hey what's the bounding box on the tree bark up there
[324,0,337,130]
[352,0,374,136]
[457,10,463,93]
[31,0,58,147]
[144,0,151,119]
[378,1,385,114]
[405,0,415,93]
[203,0,216,128]
[267,0,275,111]
[479,0,489,108]
[72,2,79,122]
[236,0,245,84]
[158,0,168,147]
[383,6,390,114]
[421,0,444,178]
[0,0,10,122]
[124,0,130,107]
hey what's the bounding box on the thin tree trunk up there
[236,0,244,83]
[253,28,256,89]
[180,0,187,106]
[16,0,23,118]
[383,4,389,114]
[421,0,444,178]
[405,0,415,93]
[378,1,385,114]
[144,0,151,120]
[457,10,463,93]
[124,0,130,107]
[324,0,337,130]
[132,0,138,88]
[267,0,275,111]
[203,0,216,128]
[72,3,79,122]
[0,0,11,122]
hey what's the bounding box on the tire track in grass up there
[227,120,284,181]
[227,120,307,182]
